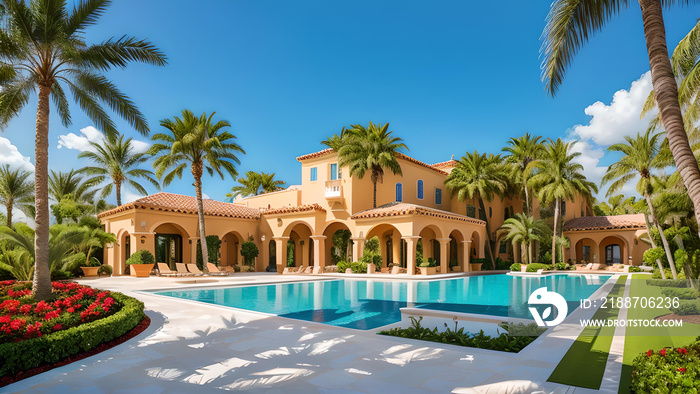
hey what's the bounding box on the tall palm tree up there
[48,169,96,206]
[78,134,159,206]
[529,139,597,266]
[502,133,544,216]
[226,171,285,199]
[602,129,679,278]
[542,0,700,237]
[321,127,348,151]
[150,110,244,272]
[595,194,638,216]
[499,213,549,265]
[445,151,509,268]
[0,0,167,299]
[338,122,408,208]
[0,165,34,227]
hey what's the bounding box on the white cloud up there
[571,72,656,146]
[57,126,150,154]
[0,137,34,172]
[202,193,210,200]
[567,72,656,200]
[124,191,143,204]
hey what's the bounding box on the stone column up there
[403,236,421,276]
[273,236,289,274]
[436,238,451,274]
[351,237,365,262]
[462,241,472,272]
[310,235,327,269]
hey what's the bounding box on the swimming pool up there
[153,274,610,330]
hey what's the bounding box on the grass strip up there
[617,274,700,393]
[547,275,627,390]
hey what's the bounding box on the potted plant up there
[240,236,259,273]
[419,258,438,275]
[80,256,101,277]
[126,250,155,278]
[97,264,113,277]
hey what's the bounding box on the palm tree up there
[150,110,244,273]
[541,0,700,236]
[0,165,34,227]
[595,194,638,216]
[48,169,97,206]
[0,0,167,299]
[602,129,679,278]
[78,134,159,206]
[499,213,549,265]
[529,138,597,266]
[226,171,285,199]
[338,122,408,208]
[321,127,349,151]
[502,133,544,216]
[445,151,508,268]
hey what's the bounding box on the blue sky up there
[1,0,699,216]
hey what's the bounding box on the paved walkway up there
[6,273,623,393]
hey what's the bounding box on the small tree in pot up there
[240,236,259,271]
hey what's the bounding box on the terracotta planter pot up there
[129,264,154,278]
[81,266,99,277]
[419,266,438,275]
[470,263,483,272]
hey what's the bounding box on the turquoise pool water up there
[154,274,610,330]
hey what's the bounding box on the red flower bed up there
[0,280,120,344]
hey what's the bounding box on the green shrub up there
[233,265,241,272]
[196,235,222,269]
[240,239,259,266]
[670,300,700,316]
[526,263,550,272]
[378,317,541,353]
[661,287,700,300]
[510,263,521,272]
[337,261,349,272]
[125,250,154,266]
[628,266,642,273]
[97,264,113,277]
[652,268,685,280]
[646,278,688,288]
[630,340,700,392]
[0,292,144,376]
[50,270,73,280]
[497,322,547,337]
[554,262,567,270]
[350,261,367,273]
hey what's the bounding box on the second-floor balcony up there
[325,180,343,200]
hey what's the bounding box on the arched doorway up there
[322,222,352,265]
[221,231,244,267]
[119,230,131,275]
[449,230,465,271]
[599,236,627,266]
[268,239,277,271]
[574,238,597,265]
[366,223,403,269]
[152,222,190,270]
[284,222,313,267]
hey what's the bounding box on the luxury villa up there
[98,148,650,275]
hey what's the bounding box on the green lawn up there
[617,274,700,393]
[547,276,627,390]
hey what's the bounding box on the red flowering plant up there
[0,280,121,344]
[631,340,700,392]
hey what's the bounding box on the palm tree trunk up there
[642,209,666,279]
[373,180,377,208]
[192,164,209,274]
[528,241,533,265]
[645,193,678,279]
[115,180,122,206]
[552,198,560,267]
[639,0,700,237]
[523,180,531,216]
[32,84,52,300]
[6,199,12,227]
[477,196,496,268]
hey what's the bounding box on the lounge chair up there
[157,263,181,277]
[391,266,401,275]
[591,263,601,270]
[186,263,204,276]
[302,266,313,274]
[175,263,195,276]
[282,266,300,274]
[312,265,322,274]
[207,263,230,276]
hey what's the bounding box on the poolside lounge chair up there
[302,266,313,274]
[282,267,300,274]
[175,263,195,276]
[591,263,601,270]
[579,263,593,270]
[391,266,401,275]
[207,263,230,276]
[312,265,322,274]
[186,264,204,276]
[157,263,181,277]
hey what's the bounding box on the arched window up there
[396,183,403,202]
[417,180,424,199]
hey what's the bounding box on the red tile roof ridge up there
[563,214,647,232]
[351,202,485,225]
[431,159,459,169]
[261,204,327,215]
[295,149,448,175]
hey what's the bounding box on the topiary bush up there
[526,263,550,272]
[647,279,688,288]
[240,239,259,267]
[628,266,642,273]
[630,340,700,392]
[125,250,154,266]
[554,262,567,270]
[661,287,700,300]
[510,263,521,272]
[97,264,113,277]
[337,261,349,272]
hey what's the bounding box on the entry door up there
[605,244,621,265]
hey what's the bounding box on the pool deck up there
[6,272,627,393]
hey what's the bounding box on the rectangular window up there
[435,188,442,205]
[499,241,507,254]
[466,204,476,218]
[582,245,591,263]
[310,167,317,181]
[330,163,338,180]
[417,180,424,199]
[396,183,403,202]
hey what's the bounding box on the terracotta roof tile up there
[431,159,459,169]
[296,148,335,161]
[261,204,326,215]
[351,202,485,225]
[295,149,447,175]
[563,214,647,232]
[97,192,261,220]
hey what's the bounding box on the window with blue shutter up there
[417,180,424,199]
[310,167,317,181]
[330,163,338,180]
[396,183,403,202]
[435,188,442,205]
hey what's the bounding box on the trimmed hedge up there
[526,263,552,272]
[0,292,144,376]
[670,300,700,316]
[661,287,700,300]
[646,279,689,288]
[509,263,521,272]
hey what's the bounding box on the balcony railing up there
[325,180,342,199]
